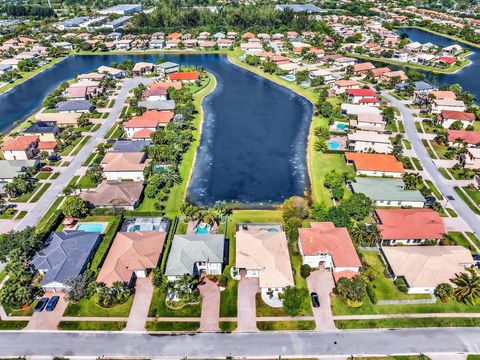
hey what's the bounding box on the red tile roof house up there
[142,86,167,101]
[1,136,39,160]
[123,111,173,139]
[375,208,445,246]
[298,222,362,282]
[437,110,476,129]
[346,89,378,104]
[167,71,200,83]
[447,130,480,147]
[345,152,404,178]
[353,62,375,75]
[432,56,457,67]
[332,80,360,95]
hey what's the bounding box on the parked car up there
[41,166,53,172]
[473,254,480,261]
[45,296,60,311]
[310,292,320,308]
[48,154,61,162]
[34,297,49,312]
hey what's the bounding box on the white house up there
[347,131,392,153]
[101,152,149,182]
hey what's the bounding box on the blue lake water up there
[397,28,480,101]
[0,54,312,206]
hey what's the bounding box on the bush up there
[366,285,377,304]
[300,264,311,279]
[394,277,409,293]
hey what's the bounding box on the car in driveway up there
[41,166,53,172]
[34,297,49,312]
[310,292,320,308]
[45,296,59,312]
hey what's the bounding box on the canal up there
[398,27,480,101]
[0,54,312,206]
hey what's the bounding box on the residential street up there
[0,328,479,357]
[382,92,480,236]
[15,77,153,231]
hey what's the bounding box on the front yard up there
[148,288,201,318]
[63,296,134,317]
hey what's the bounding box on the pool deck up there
[74,222,109,234]
[327,135,347,151]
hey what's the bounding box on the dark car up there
[45,296,60,312]
[473,254,480,261]
[48,154,61,162]
[34,297,49,312]
[310,292,320,308]
[41,166,53,172]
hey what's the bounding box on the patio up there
[327,135,347,151]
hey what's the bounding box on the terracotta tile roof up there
[430,90,456,100]
[376,209,445,240]
[333,270,358,283]
[345,152,404,173]
[1,136,39,151]
[353,62,374,72]
[359,97,380,104]
[335,80,360,87]
[126,111,174,126]
[38,141,57,150]
[434,56,456,64]
[347,89,377,97]
[80,181,143,208]
[132,129,154,139]
[143,87,167,98]
[299,222,361,268]
[370,67,391,77]
[441,110,475,121]
[124,118,159,128]
[101,152,148,172]
[150,81,182,90]
[167,71,200,81]
[447,130,480,144]
[97,231,166,286]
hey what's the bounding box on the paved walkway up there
[124,277,154,332]
[25,292,67,330]
[382,91,480,236]
[15,77,153,231]
[236,276,259,332]
[198,278,220,332]
[307,269,336,331]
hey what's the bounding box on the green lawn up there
[219,321,237,332]
[429,141,449,160]
[412,158,423,171]
[439,168,452,179]
[466,232,480,250]
[463,186,480,206]
[89,215,122,272]
[335,317,480,329]
[63,295,134,317]
[415,122,424,133]
[77,175,98,189]
[148,288,201,317]
[71,136,91,156]
[31,183,51,202]
[257,320,315,331]
[58,321,126,331]
[421,139,437,159]
[448,231,477,252]
[12,183,41,203]
[454,187,480,215]
[402,139,411,150]
[36,196,64,232]
[0,321,28,330]
[3,300,38,316]
[36,172,51,180]
[145,321,199,332]
[59,136,83,156]
[446,208,458,217]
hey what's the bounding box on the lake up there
[0,54,312,206]
[398,28,480,101]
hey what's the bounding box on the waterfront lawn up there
[148,288,201,317]
[145,321,199,332]
[63,295,133,317]
[335,317,480,329]
[58,321,126,331]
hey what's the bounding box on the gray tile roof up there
[165,234,225,277]
[0,160,39,180]
[56,100,94,112]
[111,139,151,152]
[31,230,101,287]
[138,100,175,111]
[24,121,57,134]
[351,177,425,203]
[156,62,179,69]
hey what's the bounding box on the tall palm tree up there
[451,269,480,305]
[350,223,369,246]
[402,172,421,190]
[366,224,381,246]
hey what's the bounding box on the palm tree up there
[451,269,480,305]
[158,167,181,187]
[402,172,422,190]
[350,222,369,246]
[214,200,233,219]
[366,224,381,246]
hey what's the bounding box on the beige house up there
[101,152,149,182]
[347,131,392,153]
[381,246,473,294]
[80,181,144,210]
[430,98,466,114]
[35,112,81,128]
[235,226,294,303]
[349,113,386,132]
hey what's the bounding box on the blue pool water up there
[194,225,210,235]
[328,141,340,150]
[76,223,105,233]
[280,74,296,82]
[267,228,279,232]
[336,123,347,131]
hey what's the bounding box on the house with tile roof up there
[165,234,225,281]
[31,231,101,292]
[347,131,392,154]
[167,71,200,83]
[298,222,361,282]
[80,181,144,210]
[23,121,59,141]
[345,152,404,177]
[349,113,386,132]
[381,246,473,294]
[375,208,445,245]
[101,152,150,182]
[346,89,378,104]
[123,111,173,139]
[438,110,475,129]
[56,100,94,113]
[97,231,166,286]
[111,139,151,153]
[447,130,480,147]
[235,227,294,301]
[1,136,39,160]
[350,178,425,208]
[0,159,39,183]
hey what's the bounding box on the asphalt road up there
[15,77,152,231]
[0,329,479,357]
[382,92,480,236]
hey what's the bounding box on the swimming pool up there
[336,123,347,131]
[76,223,105,233]
[328,140,340,150]
[280,75,296,82]
[194,224,210,235]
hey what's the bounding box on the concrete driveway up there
[25,292,67,330]
[307,269,336,331]
[124,277,152,332]
[235,275,259,332]
[198,278,220,332]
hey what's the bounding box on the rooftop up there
[351,177,425,203]
[345,152,404,173]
